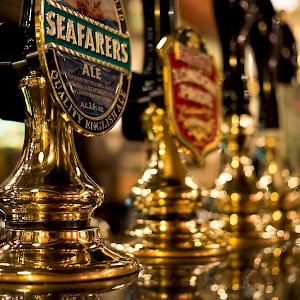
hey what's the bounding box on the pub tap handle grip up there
[248,1,297,129]
[122,0,174,141]
[0,21,26,122]
[0,0,38,122]
[249,0,279,129]
[213,0,258,117]
[276,20,298,84]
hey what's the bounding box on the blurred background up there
[1,0,300,234]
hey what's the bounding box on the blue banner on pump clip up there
[35,0,131,136]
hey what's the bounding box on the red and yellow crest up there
[157,28,222,162]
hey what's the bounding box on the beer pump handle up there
[277,20,298,84]
[0,0,37,122]
[214,0,298,128]
[213,0,257,117]
[122,0,173,141]
[248,0,279,128]
[0,21,27,122]
[249,1,297,129]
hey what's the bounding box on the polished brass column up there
[0,69,139,283]
[0,0,140,283]
[205,114,280,249]
[117,1,231,259]
[254,131,299,237]
[207,0,295,249]
[118,102,230,259]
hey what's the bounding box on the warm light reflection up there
[229,55,237,67]
[156,36,168,49]
[230,214,238,226]
[189,275,197,286]
[271,0,299,13]
[185,176,199,189]
[2,245,10,251]
[272,210,282,221]
[295,225,300,234]
[158,191,167,198]
[158,160,165,169]
[76,167,81,176]
[158,148,166,155]
[244,165,254,177]
[258,175,272,189]
[231,159,239,169]
[240,114,253,128]
[288,176,299,189]
[271,267,280,276]
[268,163,277,174]
[217,172,233,185]
[131,187,141,195]
[159,220,167,232]
[277,230,285,238]
[231,193,239,202]
[141,168,158,182]
[141,188,151,197]
[210,189,219,198]
[17,271,32,276]
[231,126,239,135]
[273,248,281,257]
[270,192,279,202]
[38,151,44,163]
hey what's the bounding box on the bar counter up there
[1,237,300,299]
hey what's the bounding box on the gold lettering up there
[116,103,123,112]
[121,43,128,63]
[58,91,66,100]
[51,70,59,80]
[45,12,130,71]
[84,27,95,51]
[95,32,105,54]
[112,110,118,120]
[119,91,126,102]
[77,23,85,47]
[95,67,101,80]
[54,79,63,90]
[57,15,66,40]
[85,120,91,130]
[77,114,83,124]
[82,64,90,77]
[93,122,100,131]
[62,96,69,106]
[105,36,112,58]
[112,39,121,61]
[82,63,101,80]
[66,19,77,44]
[46,11,56,36]
[67,102,75,113]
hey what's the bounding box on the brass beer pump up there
[0,0,140,283]
[126,100,230,258]
[205,0,287,249]
[250,8,300,238]
[118,0,231,259]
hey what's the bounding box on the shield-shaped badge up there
[35,0,131,136]
[157,28,222,163]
